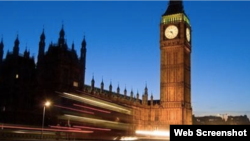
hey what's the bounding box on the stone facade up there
[0,0,192,135]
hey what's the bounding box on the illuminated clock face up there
[165,25,178,39]
[186,28,191,42]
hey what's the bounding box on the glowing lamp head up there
[45,101,51,107]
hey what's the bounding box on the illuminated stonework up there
[159,0,193,127]
[75,0,193,134]
[0,0,192,139]
[161,13,190,26]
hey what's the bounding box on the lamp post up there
[1,106,5,130]
[41,101,50,139]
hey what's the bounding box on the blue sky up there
[0,1,249,117]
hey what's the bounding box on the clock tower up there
[160,0,192,125]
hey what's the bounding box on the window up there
[73,81,78,87]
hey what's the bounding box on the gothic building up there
[36,26,86,97]
[0,35,37,112]
[0,0,192,139]
[0,26,86,122]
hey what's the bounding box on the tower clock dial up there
[186,28,191,42]
[165,25,178,39]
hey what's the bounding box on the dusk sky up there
[0,0,249,117]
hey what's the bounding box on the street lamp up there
[41,101,51,139]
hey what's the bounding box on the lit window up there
[73,81,78,87]
[16,74,19,79]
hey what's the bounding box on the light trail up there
[73,104,111,114]
[73,125,111,131]
[120,136,138,140]
[13,130,54,134]
[59,114,130,130]
[49,125,81,130]
[62,92,131,115]
[2,125,93,133]
[64,114,127,126]
[54,105,94,115]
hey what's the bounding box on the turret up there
[109,82,112,92]
[38,28,45,64]
[58,25,65,47]
[144,85,148,102]
[130,90,133,100]
[124,87,127,97]
[117,84,120,94]
[100,79,104,93]
[13,35,19,56]
[80,36,87,86]
[137,91,139,103]
[91,76,95,92]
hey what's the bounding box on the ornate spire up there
[124,86,127,96]
[38,28,45,64]
[109,81,112,92]
[58,24,65,46]
[144,83,148,95]
[101,78,104,92]
[13,34,19,56]
[117,84,120,94]
[80,35,87,61]
[15,34,19,46]
[163,0,184,16]
[91,75,95,90]
[60,24,65,38]
[80,35,87,87]
[40,28,45,40]
[151,93,153,106]
[130,89,134,99]
[82,35,86,48]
